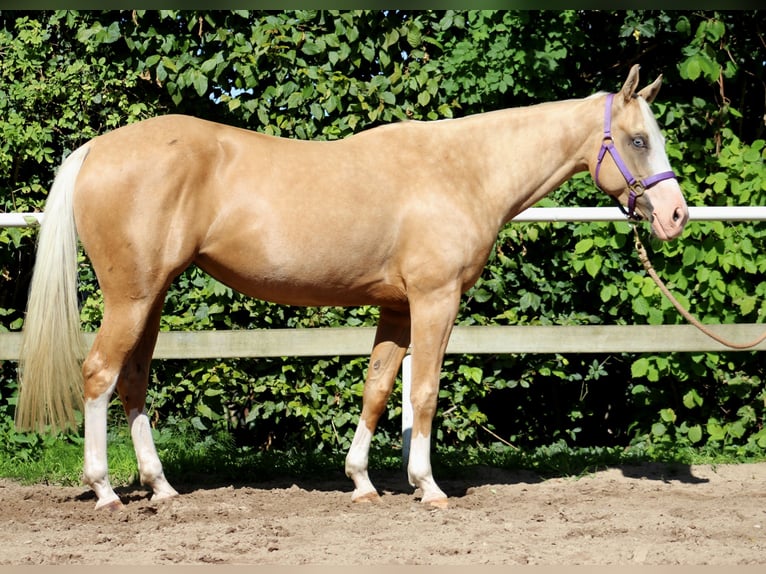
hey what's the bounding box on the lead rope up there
[632,225,766,350]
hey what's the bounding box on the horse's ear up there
[619,64,641,103]
[637,74,663,104]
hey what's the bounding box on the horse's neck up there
[470,97,602,227]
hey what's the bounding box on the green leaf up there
[706,420,726,441]
[682,246,697,266]
[519,291,541,311]
[104,21,121,44]
[738,295,757,316]
[599,283,617,303]
[687,424,703,444]
[743,148,761,163]
[707,19,725,41]
[406,26,422,48]
[192,73,208,97]
[631,358,649,378]
[161,56,177,72]
[287,91,303,109]
[361,42,375,62]
[630,383,648,395]
[683,57,701,81]
[632,296,650,316]
[200,56,219,74]
[676,16,691,35]
[659,408,676,423]
[383,29,399,49]
[682,388,703,409]
[76,22,100,43]
[459,365,483,384]
[472,288,492,303]
[584,255,602,278]
[574,238,593,254]
[380,91,396,106]
[729,420,746,439]
[302,42,323,56]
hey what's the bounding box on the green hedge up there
[1,10,764,461]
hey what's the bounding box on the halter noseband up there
[594,93,676,220]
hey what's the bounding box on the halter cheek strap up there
[595,93,676,220]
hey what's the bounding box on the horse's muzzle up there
[645,181,689,241]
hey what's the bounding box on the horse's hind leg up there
[117,303,178,502]
[82,332,122,510]
[345,307,410,502]
[82,295,172,509]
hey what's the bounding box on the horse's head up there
[591,64,689,241]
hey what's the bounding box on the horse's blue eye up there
[632,136,646,148]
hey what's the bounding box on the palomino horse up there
[16,64,688,510]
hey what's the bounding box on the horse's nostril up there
[673,208,681,223]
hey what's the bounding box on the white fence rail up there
[4,206,766,227]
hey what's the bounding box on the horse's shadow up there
[616,461,710,485]
[371,460,711,500]
[100,462,710,505]
[71,458,710,507]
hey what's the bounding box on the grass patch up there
[0,431,139,487]
[3,425,766,489]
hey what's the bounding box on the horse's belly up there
[195,243,407,309]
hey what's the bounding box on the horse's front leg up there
[345,307,410,502]
[405,287,461,507]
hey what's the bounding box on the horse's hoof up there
[351,490,381,503]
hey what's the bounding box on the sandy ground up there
[1,462,765,566]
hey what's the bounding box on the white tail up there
[15,145,90,432]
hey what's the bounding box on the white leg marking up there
[83,376,121,510]
[128,408,179,501]
[408,433,447,506]
[345,419,379,501]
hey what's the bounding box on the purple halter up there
[595,93,676,220]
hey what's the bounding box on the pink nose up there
[653,197,688,240]
[645,177,688,241]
